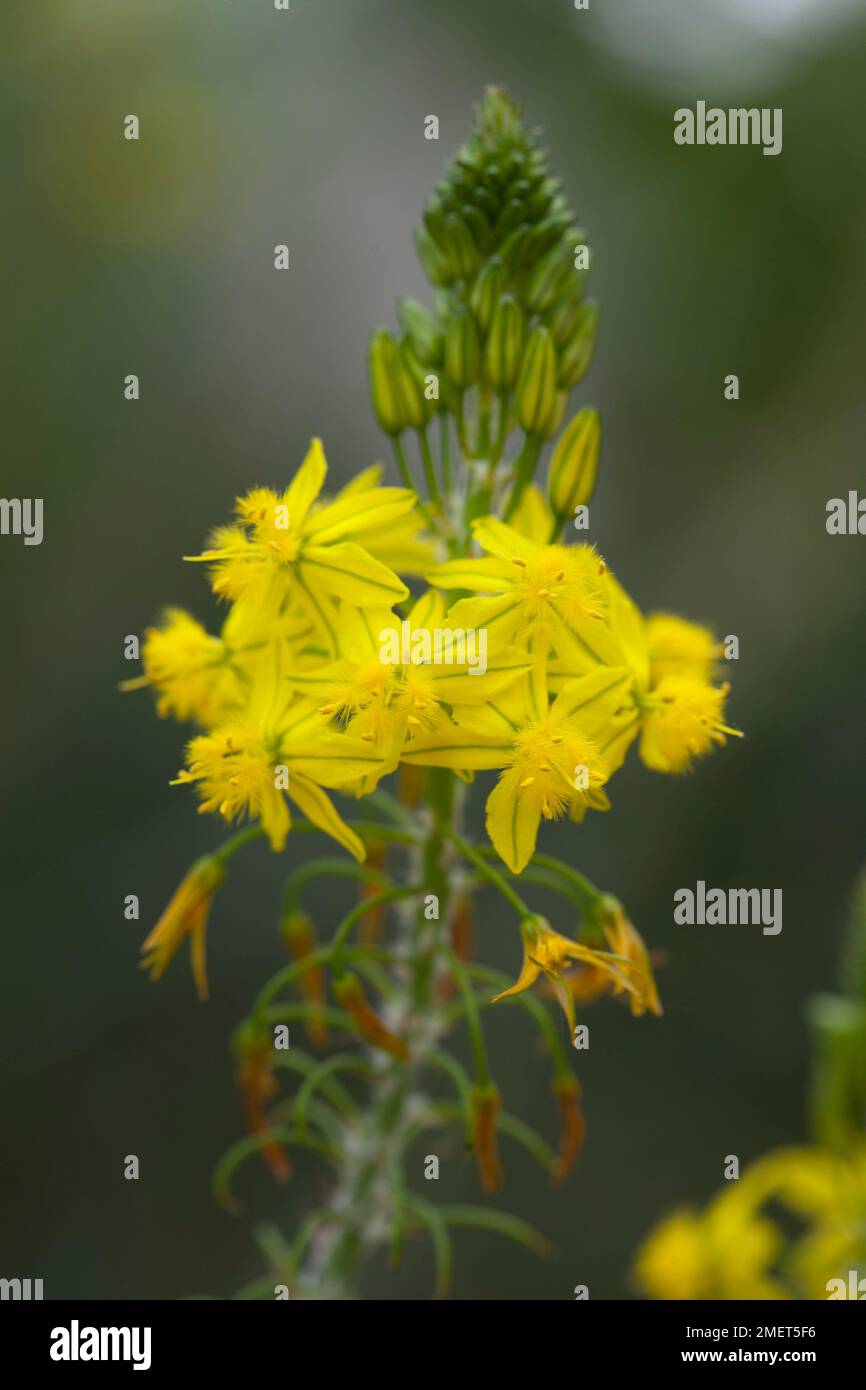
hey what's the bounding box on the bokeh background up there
[3,0,866,1300]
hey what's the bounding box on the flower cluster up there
[131,437,736,995]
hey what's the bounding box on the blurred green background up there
[2,0,865,1300]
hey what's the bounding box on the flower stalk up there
[129,88,739,1300]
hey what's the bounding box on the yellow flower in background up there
[635,1145,866,1300]
[140,855,226,1001]
[635,1188,784,1301]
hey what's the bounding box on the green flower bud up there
[397,297,442,365]
[446,214,480,280]
[526,212,574,261]
[369,329,410,435]
[461,203,493,254]
[422,203,451,256]
[515,323,558,435]
[499,222,533,274]
[557,301,599,390]
[525,239,574,315]
[547,407,601,516]
[444,306,481,389]
[543,389,568,441]
[399,337,435,427]
[469,256,504,333]
[484,294,525,388]
[414,226,451,287]
[547,281,586,349]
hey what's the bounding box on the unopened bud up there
[557,301,599,390]
[469,256,504,333]
[515,323,558,435]
[525,238,574,315]
[548,283,587,349]
[414,225,451,287]
[369,329,410,435]
[548,407,601,516]
[444,306,481,389]
[397,297,442,365]
[484,294,525,388]
[445,213,480,280]
[398,337,434,428]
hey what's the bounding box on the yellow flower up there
[428,515,622,670]
[635,1145,866,1300]
[639,673,740,774]
[635,1191,784,1301]
[491,915,640,1030]
[187,439,414,651]
[403,662,635,872]
[175,663,385,855]
[647,612,722,684]
[562,897,663,1018]
[289,594,534,783]
[121,606,267,727]
[140,855,225,1001]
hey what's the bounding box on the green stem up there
[418,427,441,504]
[446,948,490,1087]
[393,436,448,543]
[503,432,542,521]
[439,412,453,492]
[213,824,265,864]
[446,827,532,918]
[332,884,425,975]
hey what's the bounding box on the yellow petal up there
[288,773,365,862]
[288,733,387,788]
[485,775,541,874]
[550,666,634,733]
[426,556,514,593]
[408,587,446,629]
[471,515,534,561]
[607,573,651,690]
[286,437,328,527]
[400,727,510,770]
[305,486,416,545]
[334,463,383,497]
[441,594,523,645]
[427,648,533,704]
[509,483,555,544]
[299,544,409,605]
[260,783,291,852]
